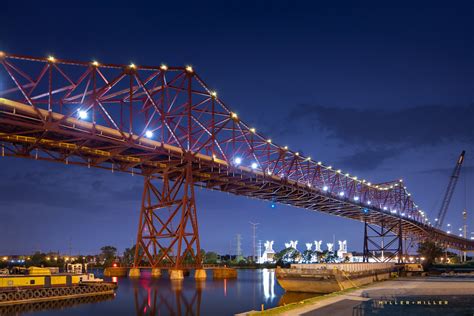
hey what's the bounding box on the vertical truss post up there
[133,162,202,269]
[363,219,369,263]
[363,218,403,263]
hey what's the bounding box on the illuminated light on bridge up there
[78,110,88,120]
[251,162,258,169]
[145,130,154,138]
[91,60,100,67]
[0,53,472,268]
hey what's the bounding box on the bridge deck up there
[1,97,472,250]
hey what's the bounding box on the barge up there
[276,263,395,294]
[0,266,117,305]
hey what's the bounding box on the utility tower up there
[249,222,259,262]
[257,240,262,263]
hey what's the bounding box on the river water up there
[3,269,474,315]
[4,269,316,316]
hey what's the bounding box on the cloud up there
[287,103,474,147]
[418,165,474,175]
[337,147,401,170]
[276,103,474,170]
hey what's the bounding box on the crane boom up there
[435,150,465,228]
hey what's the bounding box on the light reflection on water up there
[18,269,312,316]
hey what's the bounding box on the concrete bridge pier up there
[129,268,141,278]
[194,269,207,280]
[169,269,184,280]
[151,268,162,278]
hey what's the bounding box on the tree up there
[274,248,301,266]
[204,251,219,264]
[122,245,136,266]
[100,246,117,266]
[417,241,445,268]
[302,250,314,263]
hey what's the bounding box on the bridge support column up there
[363,218,403,263]
[133,162,202,270]
[194,269,207,280]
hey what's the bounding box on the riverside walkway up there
[243,276,474,315]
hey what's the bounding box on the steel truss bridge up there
[0,53,472,269]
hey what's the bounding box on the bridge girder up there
[0,53,473,264]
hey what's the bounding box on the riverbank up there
[242,276,474,315]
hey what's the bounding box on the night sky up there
[1,1,473,256]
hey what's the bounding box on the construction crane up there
[435,150,466,229]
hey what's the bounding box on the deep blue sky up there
[1,1,473,256]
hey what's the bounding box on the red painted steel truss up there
[0,52,473,263]
[134,163,201,269]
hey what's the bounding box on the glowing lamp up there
[145,130,154,138]
[78,110,88,119]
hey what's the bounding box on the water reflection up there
[7,269,317,315]
[133,279,203,316]
[262,269,276,301]
[0,294,114,315]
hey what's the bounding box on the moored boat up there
[0,266,117,305]
[276,263,395,294]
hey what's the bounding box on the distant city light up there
[78,110,88,119]
[234,157,242,165]
[145,130,153,138]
